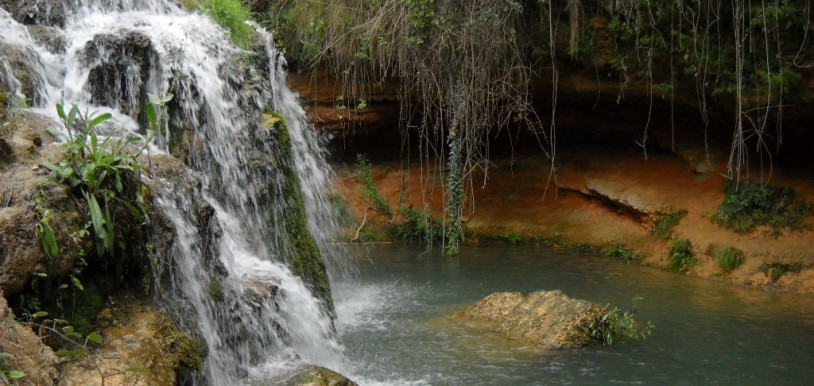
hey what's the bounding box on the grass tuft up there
[715,246,744,273]
[183,0,255,48]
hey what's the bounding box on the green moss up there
[172,332,204,371]
[652,210,688,240]
[67,280,105,332]
[264,111,332,311]
[716,247,744,273]
[209,279,224,303]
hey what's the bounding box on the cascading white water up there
[0,0,350,384]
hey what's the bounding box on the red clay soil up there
[334,145,814,295]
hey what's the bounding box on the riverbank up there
[332,144,814,295]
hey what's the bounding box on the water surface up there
[334,243,814,385]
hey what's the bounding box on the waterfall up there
[0,0,349,384]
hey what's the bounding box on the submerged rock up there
[252,364,359,386]
[464,290,603,349]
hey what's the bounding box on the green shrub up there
[602,242,638,264]
[183,0,254,48]
[759,262,802,282]
[714,181,808,233]
[652,210,688,240]
[715,246,744,273]
[393,205,441,244]
[585,296,654,346]
[668,238,696,273]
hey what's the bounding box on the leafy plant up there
[43,103,149,258]
[716,246,744,273]
[759,262,802,282]
[354,154,393,218]
[585,295,654,346]
[26,311,103,360]
[0,352,25,385]
[713,181,808,233]
[602,242,639,264]
[668,238,696,273]
[652,210,688,240]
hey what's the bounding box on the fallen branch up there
[351,207,372,242]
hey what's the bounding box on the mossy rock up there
[259,112,333,312]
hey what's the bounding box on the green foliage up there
[355,154,393,218]
[445,130,464,256]
[0,352,25,385]
[34,202,59,264]
[759,262,802,282]
[716,246,744,273]
[27,310,104,361]
[43,103,149,259]
[392,205,442,244]
[504,232,521,245]
[714,181,808,233]
[652,210,687,240]
[602,242,639,264]
[585,296,654,346]
[668,238,696,273]
[183,0,254,48]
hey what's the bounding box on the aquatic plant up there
[586,295,654,346]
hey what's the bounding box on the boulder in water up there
[464,290,604,349]
[251,364,359,386]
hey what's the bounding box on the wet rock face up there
[0,294,59,386]
[0,43,50,105]
[83,31,159,121]
[0,111,86,296]
[465,290,603,349]
[0,0,67,27]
